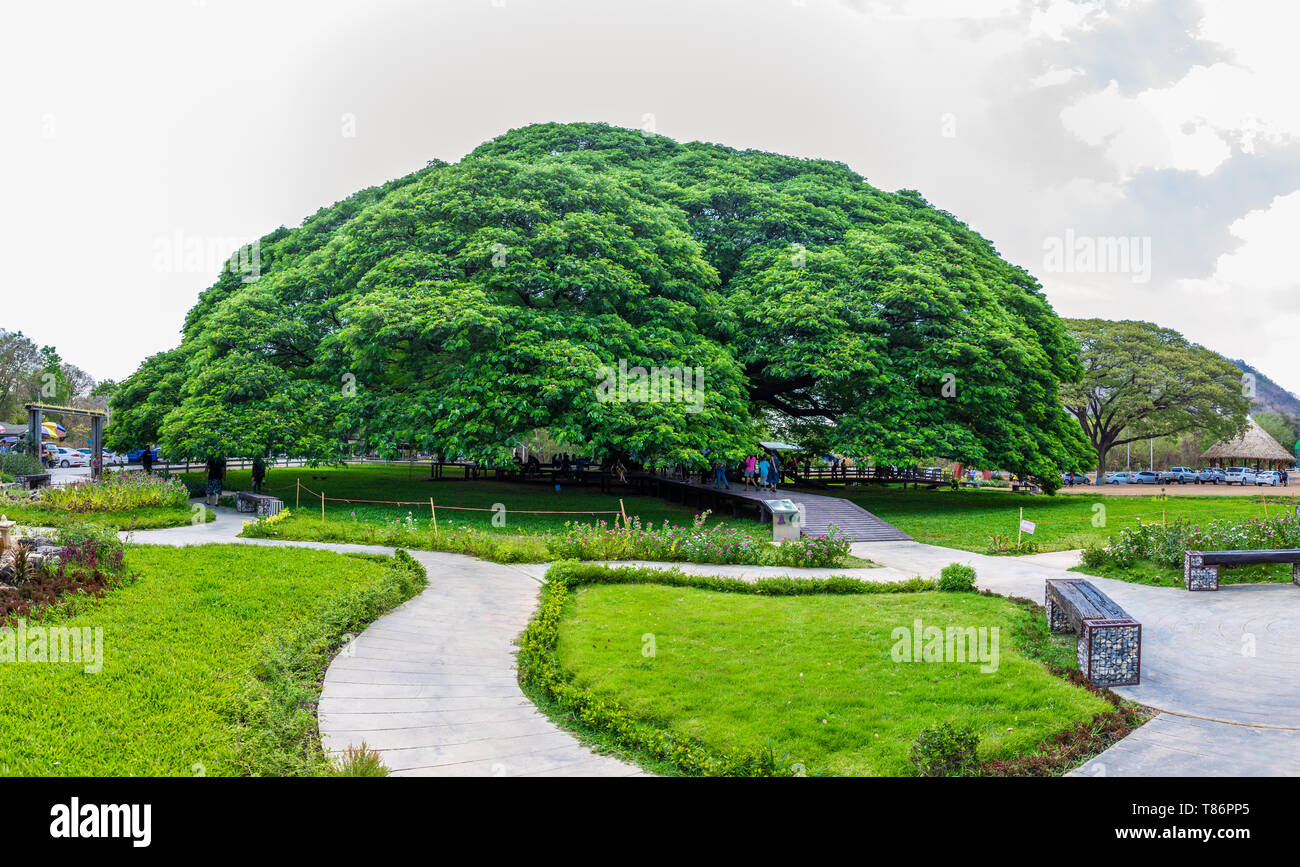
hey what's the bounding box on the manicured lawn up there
[0,503,212,531]
[555,583,1111,775]
[0,544,424,776]
[830,485,1300,553]
[207,465,787,562]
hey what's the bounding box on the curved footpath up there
[125,508,1300,776]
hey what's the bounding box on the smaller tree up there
[1060,319,1250,477]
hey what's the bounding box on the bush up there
[1080,544,1109,568]
[54,523,128,577]
[0,452,44,481]
[545,511,851,568]
[1106,515,1300,569]
[937,563,976,592]
[36,471,190,513]
[910,723,981,777]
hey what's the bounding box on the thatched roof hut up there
[1200,417,1296,469]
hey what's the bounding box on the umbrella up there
[41,421,66,439]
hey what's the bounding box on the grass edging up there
[519,561,1148,777]
[234,548,428,776]
[518,560,938,777]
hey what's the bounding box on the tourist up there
[713,460,729,490]
[251,454,267,493]
[205,456,226,506]
[758,455,772,491]
[743,454,757,490]
[1283,468,1290,487]
[769,452,781,487]
[141,446,154,474]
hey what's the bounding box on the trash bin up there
[768,499,802,542]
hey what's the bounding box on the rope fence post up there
[296,478,300,510]
[1017,507,1023,548]
[321,488,325,523]
[619,498,627,525]
[430,498,438,536]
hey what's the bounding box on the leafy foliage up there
[112,123,1089,480]
[1061,319,1251,476]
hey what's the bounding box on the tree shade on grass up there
[110,122,1090,488]
[0,545,424,776]
[835,486,1300,553]
[554,584,1111,776]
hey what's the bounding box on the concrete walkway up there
[128,508,643,777]
[127,506,1300,776]
[856,539,1300,776]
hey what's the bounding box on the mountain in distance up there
[1229,359,1300,419]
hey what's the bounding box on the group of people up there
[712,453,787,492]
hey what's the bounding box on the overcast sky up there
[4,0,1297,394]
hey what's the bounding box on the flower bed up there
[35,471,190,513]
[1102,515,1300,569]
[544,511,852,568]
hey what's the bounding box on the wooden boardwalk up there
[628,474,912,542]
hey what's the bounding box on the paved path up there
[128,508,643,777]
[856,539,1300,775]
[129,505,1300,776]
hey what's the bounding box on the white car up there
[1225,466,1257,485]
[1256,471,1281,486]
[1105,472,1132,485]
[100,450,127,465]
[53,447,89,468]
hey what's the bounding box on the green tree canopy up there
[111,122,1090,485]
[1060,318,1250,475]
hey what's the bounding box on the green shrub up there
[0,452,44,480]
[545,510,851,567]
[1080,544,1109,568]
[910,723,981,777]
[36,471,190,512]
[937,563,976,592]
[326,743,389,777]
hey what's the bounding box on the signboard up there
[1019,519,1037,535]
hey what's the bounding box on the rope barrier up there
[292,482,620,515]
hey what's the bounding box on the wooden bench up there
[235,491,284,518]
[1044,578,1141,687]
[1184,549,1300,591]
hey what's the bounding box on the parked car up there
[1060,471,1091,485]
[1104,472,1132,485]
[1132,471,1159,485]
[53,447,89,468]
[1197,467,1225,484]
[101,450,127,465]
[1225,467,1257,485]
[1162,467,1198,484]
[1256,471,1282,487]
[127,448,162,463]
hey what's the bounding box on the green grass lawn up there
[0,502,212,531]
[555,583,1111,775]
[828,485,1300,553]
[204,464,790,562]
[0,544,424,776]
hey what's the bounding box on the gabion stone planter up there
[1045,577,1141,688]
[1184,551,1220,591]
[1184,548,1300,591]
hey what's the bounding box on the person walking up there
[713,459,730,490]
[141,446,154,474]
[1283,468,1290,487]
[204,455,226,506]
[252,454,267,493]
[743,454,757,490]
[758,455,772,492]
